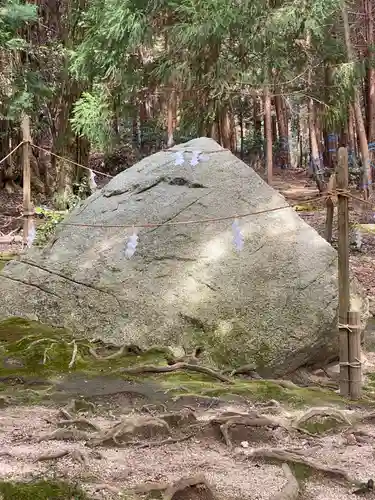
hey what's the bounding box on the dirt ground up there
[2,395,375,499]
[2,169,375,499]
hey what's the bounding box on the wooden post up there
[325,171,336,243]
[21,114,32,245]
[347,310,362,399]
[337,147,350,397]
[325,198,334,243]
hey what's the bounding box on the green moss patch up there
[160,379,345,408]
[0,317,352,410]
[299,417,345,435]
[0,480,87,500]
[0,252,17,271]
[0,318,170,380]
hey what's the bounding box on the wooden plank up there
[336,146,350,397]
[347,310,362,399]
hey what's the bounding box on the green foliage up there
[0,480,87,500]
[66,0,348,146]
[71,86,113,149]
[34,207,66,246]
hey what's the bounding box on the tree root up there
[126,433,195,449]
[57,418,101,432]
[211,414,282,448]
[164,475,213,500]
[35,448,88,465]
[293,407,352,429]
[68,340,78,368]
[89,345,127,360]
[37,428,92,442]
[132,482,169,495]
[87,415,171,447]
[244,447,361,487]
[271,463,299,500]
[119,362,233,383]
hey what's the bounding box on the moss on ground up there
[0,316,360,410]
[0,317,168,379]
[298,417,345,435]
[160,378,345,408]
[0,480,87,499]
[0,252,17,271]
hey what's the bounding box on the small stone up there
[3,357,24,368]
[346,433,357,445]
[0,396,10,408]
[240,441,249,448]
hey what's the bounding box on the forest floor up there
[2,169,375,499]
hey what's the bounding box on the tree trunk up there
[307,33,325,192]
[264,84,273,184]
[218,105,235,150]
[348,105,356,153]
[365,0,375,184]
[271,115,277,143]
[274,92,290,168]
[253,97,262,142]
[167,90,176,148]
[341,0,371,197]
[325,66,337,170]
[239,103,244,159]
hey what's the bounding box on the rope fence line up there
[0,141,373,231]
[29,189,375,229]
[2,193,329,229]
[30,143,114,178]
[0,141,231,179]
[0,141,25,167]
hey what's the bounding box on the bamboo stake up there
[337,147,350,397]
[347,310,362,399]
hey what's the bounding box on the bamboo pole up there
[21,114,32,245]
[347,310,362,399]
[337,147,350,397]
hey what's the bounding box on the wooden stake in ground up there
[347,310,362,399]
[325,172,336,243]
[21,114,32,245]
[336,147,350,397]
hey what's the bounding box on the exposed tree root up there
[88,345,127,360]
[57,417,101,432]
[211,413,283,448]
[164,474,215,500]
[229,365,262,378]
[37,428,92,442]
[36,448,88,465]
[88,415,170,447]
[119,362,233,383]
[358,411,375,423]
[68,340,78,368]
[244,447,361,487]
[293,407,352,429]
[132,482,169,495]
[271,463,299,500]
[267,380,300,389]
[126,433,195,449]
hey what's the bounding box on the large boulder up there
[0,138,367,376]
